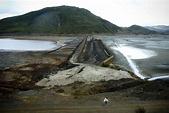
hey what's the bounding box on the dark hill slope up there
[0,6,121,34]
[128,25,157,35]
[145,25,169,34]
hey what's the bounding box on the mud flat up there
[99,35,169,80]
[0,35,169,113]
[36,36,133,87]
[0,36,82,92]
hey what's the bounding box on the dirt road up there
[1,100,169,113]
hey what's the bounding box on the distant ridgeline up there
[0,6,162,35]
[128,25,157,35]
[0,6,121,34]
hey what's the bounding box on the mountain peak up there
[128,25,157,35]
[0,6,120,34]
[144,25,169,34]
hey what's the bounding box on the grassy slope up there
[0,6,121,34]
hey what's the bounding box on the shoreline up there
[0,35,169,113]
[36,36,134,87]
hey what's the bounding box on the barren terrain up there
[0,35,169,113]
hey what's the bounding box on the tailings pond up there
[99,35,169,81]
[0,38,61,51]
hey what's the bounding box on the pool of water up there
[99,35,169,80]
[0,39,61,51]
[113,44,157,60]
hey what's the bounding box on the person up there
[103,97,109,105]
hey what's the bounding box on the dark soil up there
[0,36,169,113]
[77,37,111,64]
[0,36,83,95]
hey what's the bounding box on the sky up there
[0,0,169,27]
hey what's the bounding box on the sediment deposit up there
[0,35,169,113]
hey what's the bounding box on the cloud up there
[0,0,169,26]
[0,13,17,20]
[100,0,169,26]
[134,0,169,26]
[0,0,20,14]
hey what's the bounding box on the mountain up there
[0,6,121,34]
[145,25,169,34]
[128,25,157,35]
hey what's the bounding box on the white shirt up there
[103,98,109,103]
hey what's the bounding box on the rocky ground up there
[0,36,82,94]
[0,36,169,113]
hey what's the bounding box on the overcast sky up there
[0,0,169,27]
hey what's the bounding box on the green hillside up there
[0,6,121,34]
[128,25,157,35]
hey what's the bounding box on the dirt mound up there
[68,78,142,96]
[126,80,169,100]
[0,63,59,94]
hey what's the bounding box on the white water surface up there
[113,44,169,81]
[113,45,157,59]
[99,35,169,81]
[111,43,147,79]
[0,39,61,51]
[148,75,169,81]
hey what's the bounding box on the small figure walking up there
[103,97,109,105]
